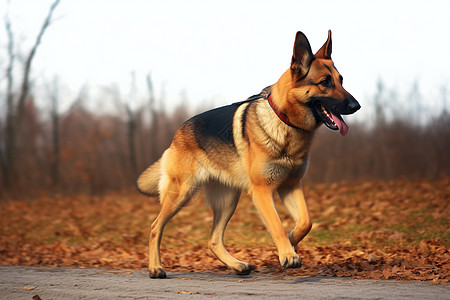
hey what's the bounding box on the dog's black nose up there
[340,97,361,115]
[348,99,361,113]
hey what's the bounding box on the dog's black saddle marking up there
[192,102,240,150]
[189,86,272,153]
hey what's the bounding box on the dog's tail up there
[136,159,161,197]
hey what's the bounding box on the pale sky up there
[1,0,449,120]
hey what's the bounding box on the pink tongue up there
[330,113,349,136]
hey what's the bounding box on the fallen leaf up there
[382,268,392,279]
[177,291,200,295]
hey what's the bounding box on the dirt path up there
[1,266,448,300]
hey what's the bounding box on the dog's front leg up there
[251,185,301,268]
[278,183,312,247]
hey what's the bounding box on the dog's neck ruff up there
[267,94,300,129]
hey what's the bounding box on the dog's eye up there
[319,76,332,87]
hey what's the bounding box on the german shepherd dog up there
[137,30,360,278]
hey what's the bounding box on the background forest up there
[1,75,449,197]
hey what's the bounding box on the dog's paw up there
[280,254,302,268]
[233,263,256,275]
[149,267,167,279]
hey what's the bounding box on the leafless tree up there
[146,73,159,164]
[1,0,61,189]
[104,80,139,177]
[127,72,138,175]
[2,6,16,187]
[46,76,61,188]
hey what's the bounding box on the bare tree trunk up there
[49,77,60,188]
[146,74,159,163]
[2,12,16,187]
[126,104,138,176]
[126,73,139,176]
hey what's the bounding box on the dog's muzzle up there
[309,96,361,136]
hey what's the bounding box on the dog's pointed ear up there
[291,31,315,78]
[315,30,332,59]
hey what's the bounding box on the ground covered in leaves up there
[1,178,449,283]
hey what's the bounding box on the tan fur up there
[136,159,161,197]
[137,30,359,278]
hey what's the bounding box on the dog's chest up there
[255,109,313,184]
[263,152,308,184]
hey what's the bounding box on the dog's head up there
[275,30,360,136]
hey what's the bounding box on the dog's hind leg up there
[148,173,198,279]
[278,183,312,247]
[204,182,255,275]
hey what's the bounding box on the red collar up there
[267,94,300,129]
